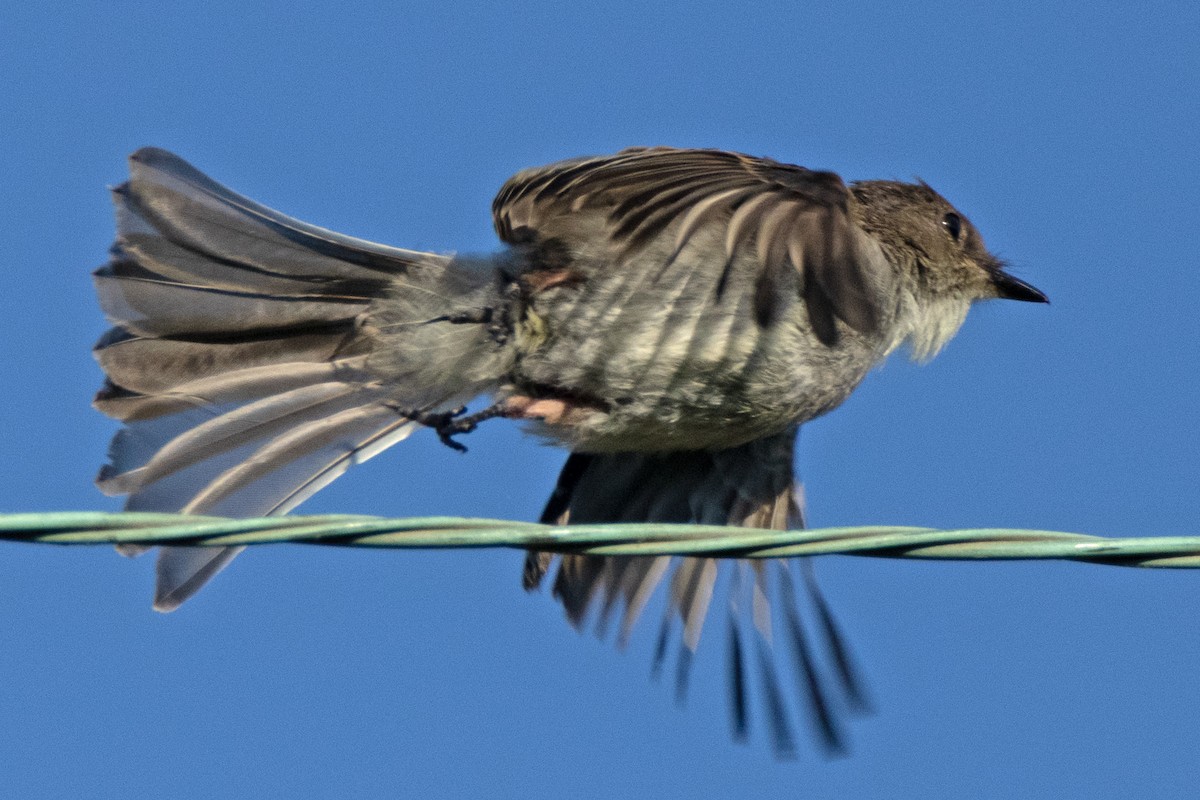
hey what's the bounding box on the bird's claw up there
[390,403,509,453]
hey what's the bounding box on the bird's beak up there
[992,270,1048,303]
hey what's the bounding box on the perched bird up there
[93,146,1046,754]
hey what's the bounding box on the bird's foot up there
[391,403,510,453]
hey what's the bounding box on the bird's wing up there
[492,146,886,337]
[524,430,869,756]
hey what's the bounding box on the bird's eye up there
[942,212,963,242]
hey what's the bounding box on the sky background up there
[3,2,1200,797]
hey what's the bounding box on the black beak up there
[993,271,1048,303]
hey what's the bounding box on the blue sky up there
[3,2,1199,797]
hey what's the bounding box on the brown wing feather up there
[523,429,867,752]
[491,147,884,337]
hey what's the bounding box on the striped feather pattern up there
[492,147,886,339]
[93,149,464,610]
[525,429,868,754]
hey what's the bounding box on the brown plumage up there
[93,145,1045,755]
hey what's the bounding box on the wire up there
[2,512,1198,568]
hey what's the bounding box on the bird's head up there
[849,179,1047,360]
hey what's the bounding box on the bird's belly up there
[507,273,873,453]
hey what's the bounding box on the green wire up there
[1,511,1197,567]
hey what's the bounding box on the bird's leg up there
[389,403,512,453]
[425,290,516,346]
[429,308,493,325]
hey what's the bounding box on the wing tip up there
[129,146,178,167]
[152,545,244,612]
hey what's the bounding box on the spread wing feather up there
[492,147,885,338]
[524,429,868,754]
[94,148,467,610]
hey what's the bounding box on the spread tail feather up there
[94,149,509,609]
[525,429,869,755]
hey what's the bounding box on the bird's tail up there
[524,432,871,756]
[93,148,511,610]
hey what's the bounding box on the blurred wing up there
[493,146,885,338]
[526,429,868,755]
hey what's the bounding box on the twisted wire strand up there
[2,512,1198,568]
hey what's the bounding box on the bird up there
[92,145,1047,755]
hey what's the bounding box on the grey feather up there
[778,564,848,754]
[95,267,370,337]
[154,546,245,612]
[94,359,372,423]
[95,149,511,608]
[98,383,370,495]
[526,428,867,749]
[492,146,891,339]
[728,612,749,741]
[93,145,1044,752]
[122,148,434,278]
